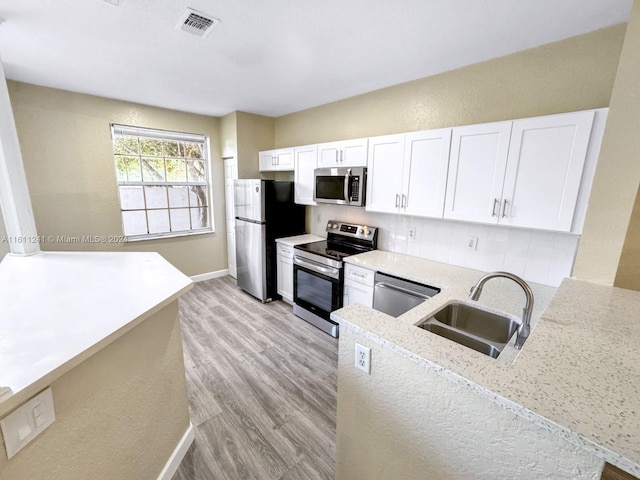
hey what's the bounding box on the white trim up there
[156,422,195,480]
[0,52,40,255]
[190,269,229,282]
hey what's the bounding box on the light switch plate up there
[0,387,56,458]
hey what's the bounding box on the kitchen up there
[1,1,640,479]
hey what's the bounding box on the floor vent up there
[176,8,220,38]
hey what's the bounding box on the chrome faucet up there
[469,271,534,350]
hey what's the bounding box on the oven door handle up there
[294,256,341,280]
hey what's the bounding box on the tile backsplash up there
[309,204,579,287]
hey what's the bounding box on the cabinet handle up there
[492,198,499,217]
[395,194,400,208]
[344,285,349,303]
[272,155,276,166]
[401,194,407,208]
[335,150,339,164]
[502,199,509,218]
[340,150,344,164]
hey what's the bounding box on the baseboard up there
[190,269,229,282]
[157,423,195,480]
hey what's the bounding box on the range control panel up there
[325,220,378,243]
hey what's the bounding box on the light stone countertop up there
[275,233,324,246]
[333,250,640,476]
[0,251,193,418]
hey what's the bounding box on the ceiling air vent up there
[176,8,220,38]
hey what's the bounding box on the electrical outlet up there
[408,227,416,241]
[355,343,371,374]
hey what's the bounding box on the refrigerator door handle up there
[235,216,264,225]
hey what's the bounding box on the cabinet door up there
[500,111,595,231]
[317,139,368,168]
[317,142,341,168]
[259,150,275,171]
[276,253,294,303]
[294,145,317,205]
[402,128,452,218]
[366,134,405,214]
[341,138,369,167]
[343,279,374,308]
[444,121,512,223]
[274,148,294,171]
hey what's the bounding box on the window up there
[111,124,213,240]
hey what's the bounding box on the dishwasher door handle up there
[374,282,432,300]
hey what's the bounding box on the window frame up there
[110,124,215,242]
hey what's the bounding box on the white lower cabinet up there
[343,264,375,308]
[276,243,295,304]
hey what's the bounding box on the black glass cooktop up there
[294,240,370,262]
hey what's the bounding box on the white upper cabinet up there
[259,147,294,172]
[402,129,452,218]
[500,111,595,231]
[444,121,513,223]
[366,134,405,214]
[444,111,595,232]
[293,144,317,206]
[317,138,368,168]
[367,129,452,218]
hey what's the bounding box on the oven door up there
[293,256,343,322]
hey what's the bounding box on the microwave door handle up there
[344,169,351,202]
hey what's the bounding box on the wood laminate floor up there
[172,276,338,480]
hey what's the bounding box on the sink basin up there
[417,302,520,359]
[431,302,519,343]
[421,323,501,359]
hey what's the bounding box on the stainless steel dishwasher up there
[373,272,440,317]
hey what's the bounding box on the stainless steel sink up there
[431,302,519,343]
[417,302,520,358]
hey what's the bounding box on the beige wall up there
[0,301,190,480]
[275,25,624,147]
[236,111,274,179]
[616,185,640,289]
[575,0,640,288]
[219,111,274,180]
[7,81,226,277]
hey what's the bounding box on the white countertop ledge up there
[0,251,193,417]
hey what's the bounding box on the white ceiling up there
[0,0,633,118]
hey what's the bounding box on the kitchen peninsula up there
[332,250,640,480]
[0,251,193,480]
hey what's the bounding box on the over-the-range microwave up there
[313,167,366,207]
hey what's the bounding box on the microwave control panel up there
[349,176,360,202]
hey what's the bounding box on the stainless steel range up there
[293,220,378,337]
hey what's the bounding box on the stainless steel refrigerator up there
[234,179,306,302]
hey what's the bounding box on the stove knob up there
[333,224,339,229]
[358,228,364,234]
[366,230,372,235]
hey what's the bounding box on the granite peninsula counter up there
[332,250,640,479]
